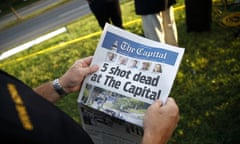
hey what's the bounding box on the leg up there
[162,6,178,46]
[108,0,123,28]
[89,1,110,29]
[141,14,165,42]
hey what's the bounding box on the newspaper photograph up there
[79,105,142,144]
[78,23,185,127]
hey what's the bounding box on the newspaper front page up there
[77,23,184,143]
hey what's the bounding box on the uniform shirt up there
[0,70,94,144]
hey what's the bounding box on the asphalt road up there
[0,0,91,51]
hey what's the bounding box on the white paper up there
[78,23,185,127]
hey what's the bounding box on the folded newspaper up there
[78,23,184,128]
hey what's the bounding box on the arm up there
[142,98,179,144]
[34,56,99,103]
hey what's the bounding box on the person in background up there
[0,56,179,144]
[134,0,178,46]
[86,0,124,29]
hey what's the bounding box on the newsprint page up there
[77,23,185,144]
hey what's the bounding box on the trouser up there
[88,0,123,29]
[141,6,178,46]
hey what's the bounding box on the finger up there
[159,100,163,107]
[166,97,176,104]
[166,97,179,116]
[82,56,93,65]
[82,56,93,62]
[80,65,99,76]
[90,64,99,72]
[76,56,93,67]
[152,99,163,108]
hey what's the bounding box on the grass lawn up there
[0,0,240,143]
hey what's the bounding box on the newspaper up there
[78,105,143,144]
[78,23,184,129]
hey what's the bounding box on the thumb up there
[154,99,163,107]
[81,64,99,76]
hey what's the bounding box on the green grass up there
[0,0,240,143]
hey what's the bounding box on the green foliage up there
[1,0,240,143]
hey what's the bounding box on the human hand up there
[59,56,99,93]
[142,97,179,144]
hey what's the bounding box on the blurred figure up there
[105,52,117,62]
[117,56,128,65]
[128,59,138,69]
[153,64,162,73]
[134,0,178,46]
[86,0,124,29]
[141,62,151,71]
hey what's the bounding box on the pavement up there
[0,0,65,29]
